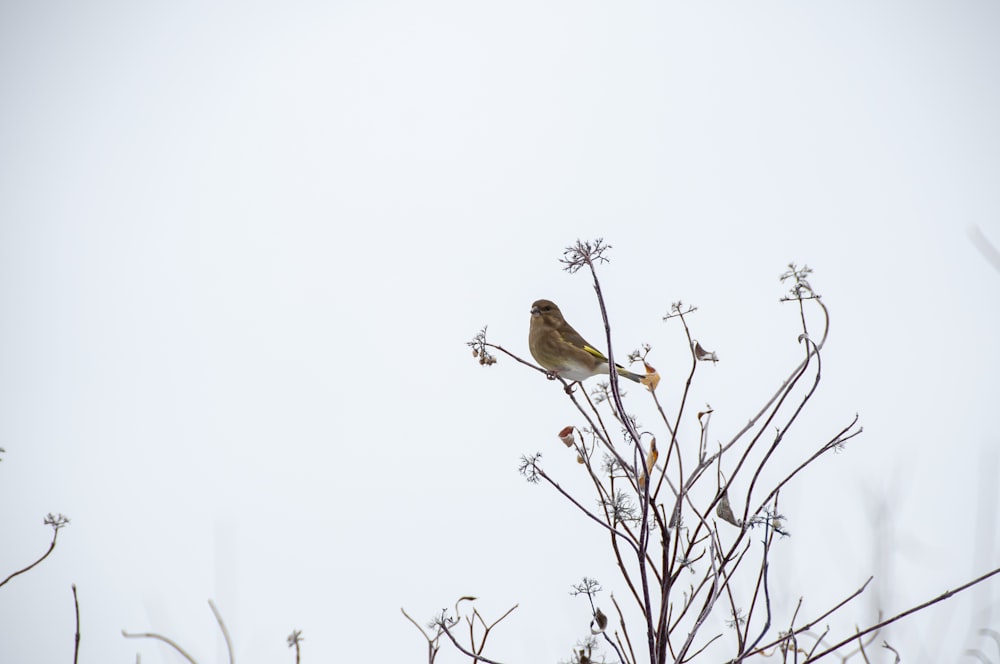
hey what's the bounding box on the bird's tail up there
[614,364,643,383]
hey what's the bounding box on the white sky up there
[1,1,998,662]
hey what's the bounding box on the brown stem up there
[0,528,61,588]
[122,630,199,664]
[72,584,81,664]
[805,565,1000,662]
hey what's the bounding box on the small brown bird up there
[528,299,642,383]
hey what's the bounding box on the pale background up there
[1,1,998,662]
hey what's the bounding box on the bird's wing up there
[553,320,616,364]
[555,324,605,358]
[581,344,609,361]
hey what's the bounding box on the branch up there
[122,630,199,664]
[687,295,830,492]
[209,600,235,664]
[438,620,508,664]
[806,565,1000,661]
[743,577,873,657]
[401,607,440,664]
[577,246,658,663]
[286,630,304,664]
[532,462,641,556]
[73,584,81,664]
[0,513,70,589]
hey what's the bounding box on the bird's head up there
[530,299,565,324]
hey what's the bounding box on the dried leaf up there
[637,439,658,489]
[558,426,576,447]
[646,438,659,478]
[590,607,608,634]
[716,490,741,526]
[669,501,682,529]
[640,361,661,391]
[693,341,719,363]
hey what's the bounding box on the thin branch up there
[122,630,199,664]
[401,607,432,640]
[209,600,234,664]
[806,565,1000,661]
[611,592,639,664]
[438,620,508,664]
[804,625,830,660]
[686,296,830,492]
[748,420,861,526]
[401,608,439,664]
[533,464,640,556]
[588,265,657,662]
[286,630,304,664]
[0,514,70,589]
[741,336,822,525]
[73,584,81,664]
[485,603,519,631]
[680,632,723,663]
[673,538,725,663]
[744,577,873,657]
[740,527,775,659]
[882,641,901,664]
[484,342,555,378]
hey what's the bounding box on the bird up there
[528,299,643,383]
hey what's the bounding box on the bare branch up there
[286,630,303,664]
[209,600,234,664]
[805,565,1000,661]
[744,577,874,658]
[122,630,199,664]
[72,584,81,664]
[437,618,508,664]
[0,513,70,589]
[401,608,440,664]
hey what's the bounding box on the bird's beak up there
[530,305,541,316]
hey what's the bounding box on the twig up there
[0,514,70,588]
[122,630,199,664]
[806,565,1000,661]
[578,247,658,662]
[438,620,508,664]
[401,608,439,664]
[532,463,640,555]
[744,577,873,657]
[73,584,81,664]
[611,592,639,664]
[686,297,830,492]
[209,600,235,664]
[680,632,722,663]
[286,630,304,664]
[739,507,777,661]
[468,603,519,660]
[673,538,725,663]
[484,342,555,377]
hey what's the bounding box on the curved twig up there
[209,600,234,664]
[122,630,198,664]
[805,565,1000,662]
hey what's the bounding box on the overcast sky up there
[1,2,999,662]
